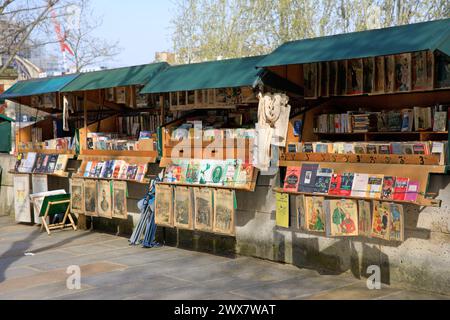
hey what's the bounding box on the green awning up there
[258,18,450,68]
[0,114,15,122]
[61,62,169,92]
[141,56,267,94]
[0,74,79,99]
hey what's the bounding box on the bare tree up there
[63,0,122,72]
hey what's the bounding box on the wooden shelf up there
[81,149,158,158]
[280,153,442,166]
[71,175,150,185]
[273,188,441,208]
[9,171,69,178]
[18,149,76,155]
[157,181,255,192]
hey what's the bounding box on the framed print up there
[303,63,318,99]
[363,58,375,94]
[213,189,235,235]
[112,181,128,220]
[194,187,213,232]
[385,55,395,92]
[394,53,411,92]
[174,186,193,230]
[84,179,98,217]
[328,61,338,96]
[115,86,127,104]
[155,184,174,227]
[70,178,84,215]
[98,180,113,219]
[337,60,347,95]
[374,56,385,93]
[435,50,450,89]
[346,59,363,95]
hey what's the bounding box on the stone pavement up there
[0,216,448,300]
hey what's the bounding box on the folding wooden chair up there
[39,194,77,235]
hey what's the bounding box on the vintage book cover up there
[371,201,391,240]
[178,160,190,183]
[135,164,147,182]
[174,187,193,230]
[97,180,113,219]
[404,181,420,202]
[401,109,414,132]
[298,164,319,193]
[84,161,93,177]
[210,161,227,186]
[306,196,325,233]
[367,175,384,199]
[194,187,213,232]
[389,203,404,242]
[84,179,98,217]
[214,189,235,235]
[435,51,450,89]
[328,174,342,196]
[302,143,314,153]
[284,167,301,192]
[401,144,414,155]
[40,155,50,174]
[381,176,396,200]
[46,154,59,174]
[89,161,98,178]
[393,177,410,201]
[366,144,378,154]
[326,199,359,237]
[70,179,84,215]
[164,163,182,183]
[378,144,391,155]
[22,152,38,173]
[94,161,105,178]
[198,160,214,185]
[340,173,355,197]
[276,192,290,228]
[354,143,367,154]
[112,181,128,220]
[313,168,333,194]
[358,200,372,237]
[224,160,238,187]
[390,143,403,155]
[296,195,307,230]
[234,163,253,188]
[155,184,174,227]
[351,173,369,198]
[54,155,69,176]
[185,160,201,184]
[118,162,129,180]
[413,143,426,155]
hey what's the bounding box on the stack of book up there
[82,160,148,183]
[352,113,378,133]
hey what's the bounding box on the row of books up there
[287,141,447,158]
[164,159,254,188]
[171,126,256,142]
[283,164,420,202]
[18,137,74,151]
[14,153,69,176]
[313,107,447,133]
[281,195,404,241]
[86,132,154,151]
[82,160,148,183]
[117,114,163,138]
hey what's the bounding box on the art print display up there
[97,180,113,219]
[433,111,447,132]
[296,195,307,230]
[185,161,200,184]
[374,56,385,93]
[194,188,213,232]
[412,51,433,91]
[13,175,31,223]
[174,187,193,230]
[234,163,253,188]
[358,200,372,237]
[224,160,239,187]
[70,179,84,215]
[198,160,213,185]
[303,63,318,98]
[155,184,174,227]
[394,54,411,92]
[346,59,363,95]
[305,196,325,233]
[84,179,98,216]
[325,199,358,237]
[112,181,128,220]
[363,58,374,93]
[435,51,450,89]
[385,55,395,92]
[371,201,390,240]
[213,189,235,235]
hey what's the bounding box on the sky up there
[90,0,174,68]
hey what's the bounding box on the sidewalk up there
[0,216,448,300]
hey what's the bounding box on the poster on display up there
[112,181,128,220]
[14,175,32,223]
[194,188,213,232]
[155,184,174,227]
[71,179,85,215]
[213,189,235,236]
[174,187,193,230]
[97,180,113,219]
[84,179,98,217]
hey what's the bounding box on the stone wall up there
[0,154,15,216]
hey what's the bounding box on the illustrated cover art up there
[313,168,333,194]
[174,187,193,230]
[358,200,372,237]
[371,201,391,240]
[283,167,301,192]
[112,181,128,220]
[97,180,113,219]
[155,184,174,227]
[340,173,355,197]
[298,164,319,193]
[381,176,396,200]
[393,177,410,201]
[214,189,235,235]
[194,187,213,232]
[70,179,84,215]
[84,179,98,217]
[326,199,359,237]
[328,174,342,196]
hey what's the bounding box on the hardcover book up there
[284,167,301,192]
[381,176,396,200]
[393,177,410,201]
[298,164,319,193]
[351,173,369,198]
[313,168,333,194]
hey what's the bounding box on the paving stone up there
[304,282,402,300]
[205,292,250,300]
[377,290,450,300]
[0,281,93,300]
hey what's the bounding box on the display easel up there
[39,194,77,235]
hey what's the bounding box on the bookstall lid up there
[258,18,450,68]
[0,74,79,99]
[61,62,169,93]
